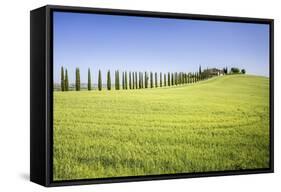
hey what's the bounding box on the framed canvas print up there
[30,5,274,187]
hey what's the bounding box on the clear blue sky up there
[53,11,270,84]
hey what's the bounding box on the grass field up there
[53,75,270,181]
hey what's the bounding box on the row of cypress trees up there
[60,66,212,91]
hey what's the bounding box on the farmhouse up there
[203,68,225,76]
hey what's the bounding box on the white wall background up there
[0,0,279,191]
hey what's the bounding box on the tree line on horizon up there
[59,66,246,91]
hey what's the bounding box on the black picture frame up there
[30,5,274,187]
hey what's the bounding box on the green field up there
[53,75,270,181]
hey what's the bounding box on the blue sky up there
[53,11,270,84]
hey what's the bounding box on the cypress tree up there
[61,66,65,91]
[145,72,148,88]
[150,72,153,88]
[107,70,111,90]
[141,72,144,89]
[168,72,170,86]
[160,72,162,87]
[115,70,120,90]
[65,69,69,91]
[164,73,166,86]
[171,73,174,86]
[135,72,138,89]
[175,72,178,85]
[98,69,102,91]
[141,72,144,88]
[75,68,80,91]
[129,72,132,89]
[199,65,202,75]
[125,71,128,89]
[88,68,91,91]
[139,72,142,89]
[179,72,182,84]
[155,72,158,88]
[132,72,135,89]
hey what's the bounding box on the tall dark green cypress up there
[107,70,111,90]
[199,65,202,75]
[125,71,128,89]
[98,69,102,91]
[61,66,65,91]
[132,72,135,89]
[145,72,148,88]
[175,72,178,85]
[75,68,80,91]
[141,72,144,88]
[135,72,138,89]
[88,68,91,91]
[115,70,120,90]
[164,73,166,86]
[168,72,170,86]
[150,72,153,88]
[155,72,158,88]
[160,72,162,87]
[129,72,132,89]
[139,72,142,89]
[171,73,174,86]
[65,69,69,91]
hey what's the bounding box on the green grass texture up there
[53,75,270,181]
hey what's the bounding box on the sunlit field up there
[53,75,270,181]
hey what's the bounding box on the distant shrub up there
[231,67,240,74]
[241,69,246,74]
